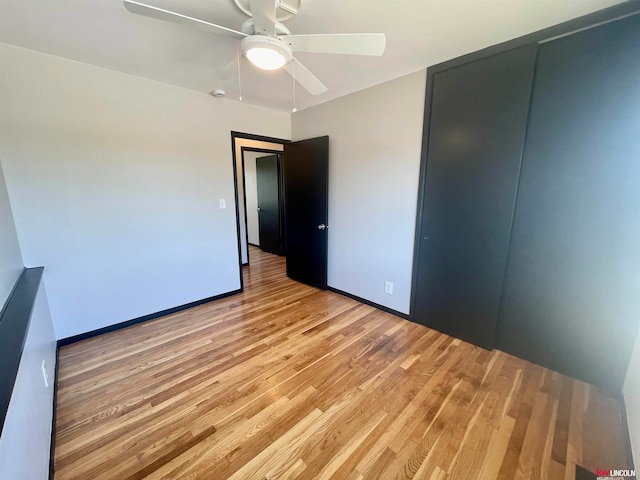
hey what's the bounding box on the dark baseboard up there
[58,289,242,346]
[327,286,410,321]
[48,342,60,480]
[248,243,260,247]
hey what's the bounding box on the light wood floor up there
[54,246,631,479]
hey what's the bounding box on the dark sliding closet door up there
[496,15,640,391]
[413,45,536,349]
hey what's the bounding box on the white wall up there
[234,139,284,264]
[0,159,23,306]
[0,282,56,480]
[624,330,640,468]
[243,151,264,247]
[292,71,426,314]
[0,43,290,339]
[1,148,56,480]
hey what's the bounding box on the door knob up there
[257,207,261,212]
[317,224,327,230]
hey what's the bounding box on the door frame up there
[230,131,289,290]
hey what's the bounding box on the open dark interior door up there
[283,136,329,289]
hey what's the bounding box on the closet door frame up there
[410,1,640,323]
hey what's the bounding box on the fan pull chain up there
[237,48,243,102]
[292,60,297,113]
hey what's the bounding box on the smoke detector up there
[211,89,226,98]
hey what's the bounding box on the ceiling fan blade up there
[124,0,248,38]
[281,33,386,56]
[284,59,327,95]
[249,0,278,36]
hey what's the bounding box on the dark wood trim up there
[0,266,44,434]
[241,147,284,155]
[48,342,60,480]
[230,131,291,145]
[409,2,640,323]
[240,146,285,262]
[231,132,290,278]
[327,286,410,321]
[231,133,245,290]
[240,147,251,264]
[58,289,242,346]
[277,152,285,256]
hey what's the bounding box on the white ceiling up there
[0,0,624,112]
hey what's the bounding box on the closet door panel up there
[413,45,536,349]
[496,15,640,391]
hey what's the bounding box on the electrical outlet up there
[219,198,226,209]
[385,281,394,295]
[41,360,49,388]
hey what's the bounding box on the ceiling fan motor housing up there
[240,19,291,36]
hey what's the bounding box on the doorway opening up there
[231,131,330,292]
[231,132,288,270]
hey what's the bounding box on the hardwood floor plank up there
[144,386,319,479]
[478,415,516,480]
[53,246,633,479]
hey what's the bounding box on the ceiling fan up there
[123,0,386,95]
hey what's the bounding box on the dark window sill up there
[0,267,44,434]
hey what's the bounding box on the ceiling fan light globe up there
[241,35,292,71]
[246,47,287,70]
